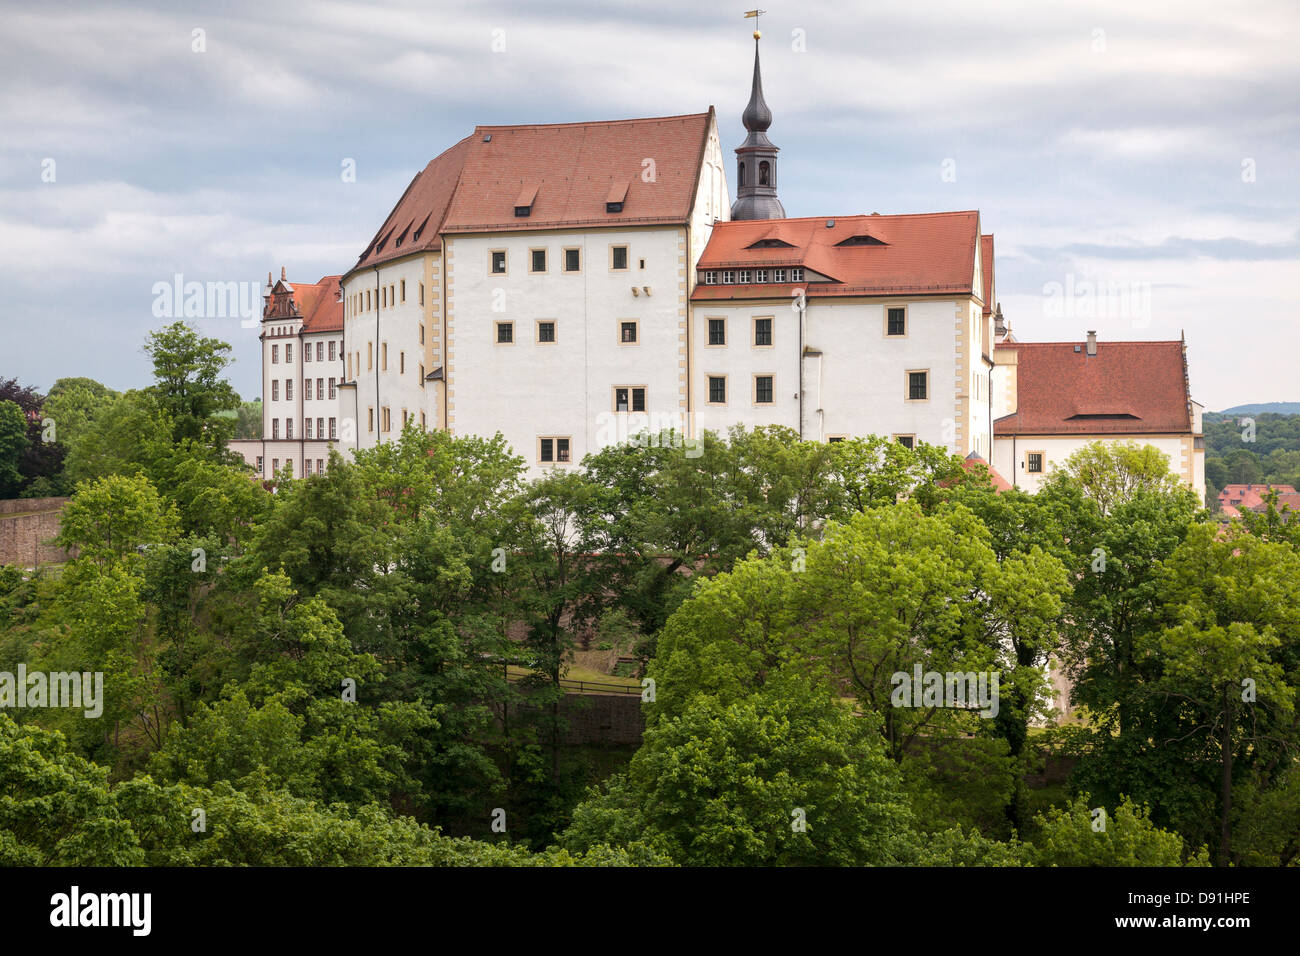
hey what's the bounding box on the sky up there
[2,0,1297,411]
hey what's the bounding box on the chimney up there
[1086,330,1097,356]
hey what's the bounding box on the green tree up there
[0,400,28,498]
[1044,441,1189,516]
[55,473,180,566]
[144,322,240,450]
[1028,795,1208,866]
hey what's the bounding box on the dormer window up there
[746,238,795,249]
[739,270,751,283]
[755,269,767,282]
[605,181,629,214]
[704,271,717,284]
[835,234,887,247]
[722,270,735,284]
[513,184,538,219]
[773,268,786,282]
[790,267,804,282]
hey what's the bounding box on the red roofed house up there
[991,332,1205,499]
[229,268,345,479]
[1218,483,1299,518]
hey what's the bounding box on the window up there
[707,375,727,405]
[704,271,718,284]
[272,458,279,473]
[329,377,336,399]
[317,342,324,361]
[271,380,279,402]
[419,324,424,345]
[285,379,293,400]
[256,456,263,472]
[759,160,770,185]
[827,435,847,443]
[708,318,726,346]
[563,248,581,272]
[317,417,324,438]
[400,351,405,374]
[496,321,514,344]
[790,268,804,282]
[367,342,373,370]
[886,306,907,336]
[895,435,915,450]
[329,417,337,439]
[907,370,929,401]
[382,406,391,432]
[305,459,313,476]
[1027,452,1045,474]
[755,269,767,283]
[539,436,572,463]
[419,283,425,306]
[286,417,294,439]
[305,343,312,363]
[619,321,638,344]
[419,364,424,387]
[317,377,323,399]
[773,268,786,282]
[306,418,313,439]
[271,344,279,363]
[753,316,773,347]
[382,342,388,371]
[754,375,774,405]
[530,248,547,273]
[613,386,647,413]
[420,413,426,429]
[272,418,280,439]
[739,270,751,283]
[536,320,556,343]
[317,459,324,473]
[722,270,735,284]
[610,245,629,270]
[400,279,406,303]
[286,344,293,362]
[368,407,374,433]
[304,379,312,401]
[490,250,507,274]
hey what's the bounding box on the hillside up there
[1215,401,1300,416]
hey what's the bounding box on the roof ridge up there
[714,210,981,225]
[474,111,711,132]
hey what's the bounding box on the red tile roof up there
[299,276,343,332]
[1217,483,1298,517]
[961,451,1012,491]
[994,340,1192,436]
[353,111,713,274]
[691,211,981,301]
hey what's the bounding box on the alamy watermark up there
[0,665,104,718]
[151,274,264,328]
[890,664,1000,718]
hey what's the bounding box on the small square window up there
[895,435,915,450]
[611,245,629,270]
[907,371,929,401]
[531,248,547,272]
[620,321,638,344]
[540,436,572,463]
[754,375,774,404]
[1027,452,1044,473]
[708,318,726,346]
[496,321,514,344]
[564,248,581,272]
[887,307,907,336]
[490,250,507,274]
[708,376,727,404]
[537,320,556,343]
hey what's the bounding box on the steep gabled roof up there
[352,111,713,274]
[300,276,343,332]
[691,211,981,300]
[994,340,1192,436]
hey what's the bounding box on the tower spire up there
[732,12,785,221]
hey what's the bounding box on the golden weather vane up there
[744,8,766,40]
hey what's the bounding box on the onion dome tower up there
[730,26,786,221]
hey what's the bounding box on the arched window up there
[738,161,746,187]
[759,161,770,186]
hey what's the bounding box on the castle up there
[230,33,1205,499]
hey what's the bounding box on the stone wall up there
[0,497,72,567]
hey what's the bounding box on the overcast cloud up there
[2,0,1297,410]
